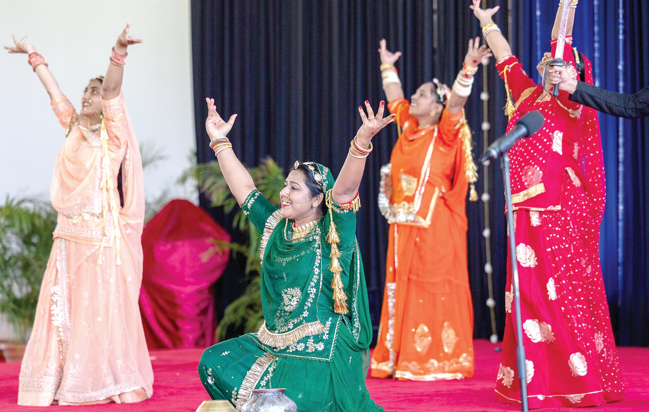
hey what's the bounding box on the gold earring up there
[312,203,318,212]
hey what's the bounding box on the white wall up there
[0,0,197,340]
[0,0,196,203]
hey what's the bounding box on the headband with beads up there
[293,161,330,193]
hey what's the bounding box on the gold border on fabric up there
[259,210,283,266]
[511,183,546,204]
[494,388,604,404]
[394,371,464,381]
[255,321,325,350]
[241,190,261,216]
[251,317,342,362]
[18,239,70,403]
[515,87,538,109]
[377,128,440,227]
[234,354,276,410]
[385,282,397,374]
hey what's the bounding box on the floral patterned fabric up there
[494,40,623,408]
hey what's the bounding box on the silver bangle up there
[214,145,233,157]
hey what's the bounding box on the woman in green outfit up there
[198,97,395,411]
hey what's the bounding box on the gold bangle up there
[211,141,231,149]
[482,23,498,34]
[352,136,373,154]
[463,65,478,76]
[211,142,232,153]
[348,147,369,159]
[483,26,502,38]
[380,64,396,72]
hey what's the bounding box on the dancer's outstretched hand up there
[115,22,143,52]
[464,36,492,68]
[378,39,402,66]
[356,100,396,142]
[470,0,500,26]
[205,98,237,141]
[4,34,35,54]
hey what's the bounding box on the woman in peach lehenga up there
[5,24,154,406]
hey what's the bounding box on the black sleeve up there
[569,82,649,119]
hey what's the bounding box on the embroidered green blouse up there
[241,189,372,362]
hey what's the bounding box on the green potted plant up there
[182,157,285,341]
[0,196,56,361]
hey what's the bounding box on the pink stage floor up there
[1,339,648,411]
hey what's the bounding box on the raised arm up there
[446,37,492,114]
[204,98,256,205]
[378,39,405,102]
[551,1,577,40]
[4,34,63,101]
[470,1,512,62]
[102,23,143,101]
[331,101,395,203]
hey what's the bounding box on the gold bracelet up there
[481,23,498,34]
[483,26,502,38]
[211,142,232,153]
[348,147,369,159]
[352,136,373,154]
[463,64,478,76]
[380,64,396,72]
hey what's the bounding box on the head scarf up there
[293,161,334,193]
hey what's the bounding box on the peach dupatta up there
[18,93,153,405]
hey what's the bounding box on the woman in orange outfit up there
[370,38,489,381]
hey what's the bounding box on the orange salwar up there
[371,99,474,381]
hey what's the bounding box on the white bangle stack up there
[452,71,475,97]
[380,64,402,87]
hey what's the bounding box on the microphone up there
[478,111,545,164]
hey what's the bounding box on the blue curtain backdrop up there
[190,0,649,346]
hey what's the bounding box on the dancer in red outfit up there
[471,0,624,408]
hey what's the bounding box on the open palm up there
[4,34,34,54]
[116,22,143,48]
[378,39,402,66]
[464,37,492,67]
[205,98,237,141]
[470,0,500,25]
[357,100,396,142]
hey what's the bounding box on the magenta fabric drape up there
[139,200,230,349]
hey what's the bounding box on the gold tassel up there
[329,257,342,273]
[330,243,341,258]
[325,190,348,315]
[326,220,340,244]
[500,63,518,121]
[331,273,344,289]
[470,184,479,201]
[504,91,515,119]
[332,273,348,314]
[459,111,479,202]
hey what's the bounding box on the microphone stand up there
[501,153,529,412]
